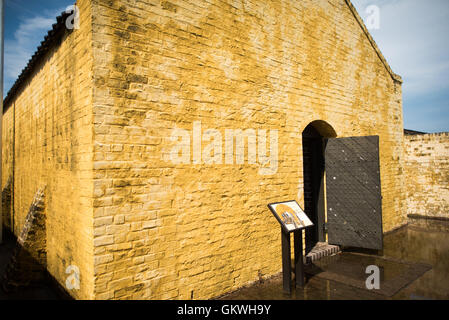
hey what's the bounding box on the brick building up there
[2,0,405,299]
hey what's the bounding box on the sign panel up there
[268,200,314,233]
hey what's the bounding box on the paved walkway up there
[220,219,449,300]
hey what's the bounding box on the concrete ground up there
[1,218,448,300]
[220,219,449,300]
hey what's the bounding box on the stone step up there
[305,242,340,264]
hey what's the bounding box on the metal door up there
[325,136,383,250]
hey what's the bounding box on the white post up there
[0,0,4,244]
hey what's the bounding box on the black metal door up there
[325,136,383,250]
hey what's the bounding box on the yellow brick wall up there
[90,0,405,299]
[2,108,14,230]
[1,0,95,299]
[404,133,449,218]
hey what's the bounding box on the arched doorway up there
[302,120,336,254]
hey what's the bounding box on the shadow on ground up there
[0,230,66,300]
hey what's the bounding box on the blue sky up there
[3,0,449,133]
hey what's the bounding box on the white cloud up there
[5,8,65,92]
[352,0,449,97]
[352,0,449,132]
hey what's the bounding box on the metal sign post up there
[280,228,305,294]
[294,229,305,287]
[268,200,313,293]
[281,227,291,293]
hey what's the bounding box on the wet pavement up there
[220,219,449,300]
[385,219,449,299]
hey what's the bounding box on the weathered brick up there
[2,0,409,301]
[94,235,114,247]
[404,133,449,219]
[1,0,95,300]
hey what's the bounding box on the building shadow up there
[0,228,72,300]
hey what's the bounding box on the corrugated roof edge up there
[3,11,73,113]
[404,129,428,135]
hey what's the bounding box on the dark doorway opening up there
[302,121,336,255]
[302,125,325,254]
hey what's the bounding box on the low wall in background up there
[404,132,449,220]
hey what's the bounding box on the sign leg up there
[281,228,291,294]
[294,229,305,287]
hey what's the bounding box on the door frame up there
[301,120,337,254]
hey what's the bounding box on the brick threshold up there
[305,242,340,264]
